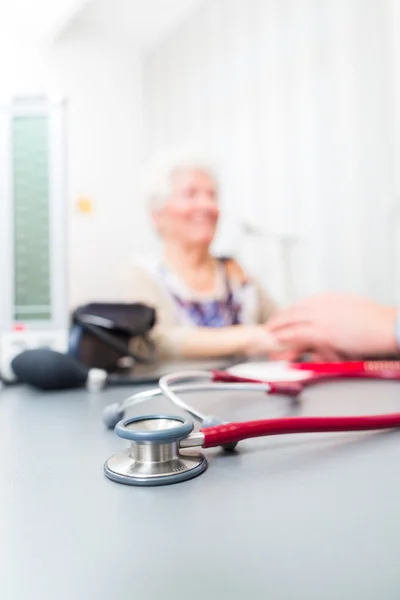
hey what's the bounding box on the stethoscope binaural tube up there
[157,371,301,449]
[102,371,278,432]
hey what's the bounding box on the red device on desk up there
[211,360,400,396]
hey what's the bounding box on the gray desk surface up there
[1,379,400,599]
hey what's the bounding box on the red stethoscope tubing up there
[203,365,400,447]
[201,412,400,448]
[292,361,400,374]
[211,369,400,397]
[212,370,302,395]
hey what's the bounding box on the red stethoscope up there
[103,360,400,487]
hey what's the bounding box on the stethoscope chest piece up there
[104,415,207,486]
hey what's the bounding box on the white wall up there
[49,32,150,307]
[388,0,400,305]
[1,0,397,311]
[0,30,150,309]
[141,0,396,305]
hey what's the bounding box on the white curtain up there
[141,0,395,305]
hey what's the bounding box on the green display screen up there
[13,115,51,321]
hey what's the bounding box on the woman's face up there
[153,169,220,247]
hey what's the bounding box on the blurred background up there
[1,0,399,312]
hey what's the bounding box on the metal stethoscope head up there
[103,370,400,487]
[105,414,208,486]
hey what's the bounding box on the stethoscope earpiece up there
[103,402,125,430]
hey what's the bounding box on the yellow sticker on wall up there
[77,197,93,214]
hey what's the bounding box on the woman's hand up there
[266,294,399,360]
[241,325,284,357]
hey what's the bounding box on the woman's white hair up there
[142,145,219,209]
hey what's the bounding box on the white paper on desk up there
[228,361,312,382]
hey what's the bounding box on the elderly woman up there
[129,149,279,360]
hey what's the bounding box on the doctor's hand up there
[266,294,399,361]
